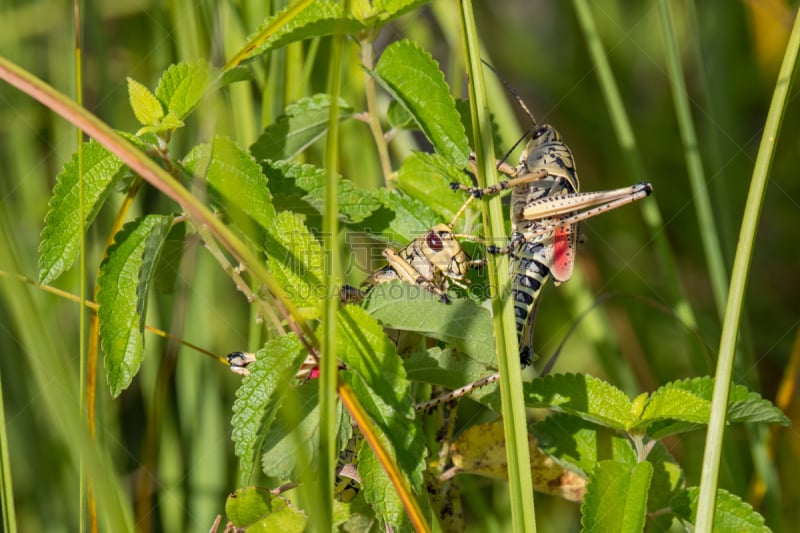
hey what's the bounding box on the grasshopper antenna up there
[480,59,537,127]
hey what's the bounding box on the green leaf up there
[97,214,173,397]
[368,188,442,244]
[226,487,307,532]
[386,100,414,129]
[368,0,431,25]
[685,487,769,532]
[151,221,185,294]
[184,136,276,240]
[356,439,411,531]
[264,211,325,320]
[127,77,164,126]
[38,141,126,284]
[373,40,470,167]
[261,159,380,224]
[337,306,429,526]
[261,380,350,482]
[395,152,475,226]
[247,1,363,59]
[250,94,353,161]
[523,374,634,430]
[231,336,307,483]
[580,460,652,533]
[645,443,686,527]
[404,347,495,392]
[362,282,495,365]
[532,414,636,477]
[219,65,254,87]
[155,60,212,119]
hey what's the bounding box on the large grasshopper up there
[452,83,652,367]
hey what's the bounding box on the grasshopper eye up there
[427,231,444,251]
[533,126,548,139]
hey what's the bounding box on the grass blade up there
[695,8,800,532]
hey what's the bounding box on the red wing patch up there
[551,223,576,284]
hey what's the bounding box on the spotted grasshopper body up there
[454,124,652,366]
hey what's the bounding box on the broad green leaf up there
[38,141,126,284]
[645,442,686,530]
[373,40,470,167]
[261,159,380,224]
[97,214,173,397]
[532,414,636,477]
[127,77,164,126]
[261,380,349,482]
[580,460,652,533]
[152,221,185,294]
[386,100,414,129]
[369,188,442,244]
[395,152,475,227]
[250,94,353,161]
[404,347,495,391]
[685,487,769,532]
[337,306,429,526]
[362,282,495,365]
[357,440,412,531]
[231,337,307,483]
[264,211,325,320]
[369,0,430,25]
[184,136,276,240]
[523,374,633,430]
[155,60,212,119]
[226,487,307,532]
[247,1,363,59]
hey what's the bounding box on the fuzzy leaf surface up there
[264,211,325,320]
[226,487,306,532]
[155,60,212,119]
[247,2,363,59]
[261,159,380,224]
[373,40,469,167]
[362,282,495,365]
[523,374,633,430]
[581,460,652,533]
[184,136,276,240]
[685,487,769,532]
[97,214,173,397]
[337,306,429,528]
[127,77,164,126]
[250,94,353,161]
[38,141,126,284]
[231,337,307,483]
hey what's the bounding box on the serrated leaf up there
[362,282,495,365]
[337,306,428,526]
[532,414,636,477]
[261,159,380,224]
[226,487,307,532]
[685,487,769,532]
[261,380,349,482]
[250,94,353,161]
[97,214,173,397]
[155,60,212,119]
[152,221,185,294]
[231,336,307,482]
[184,136,276,241]
[395,152,475,226]
[580,460,652,533]
[247,1,363,59]
[357,440,412,531]
[523,374,634,430]
[38,141,126,284]
[373,40,469,167]
[369,0,430,25]
[639,377,788,439]
[127,77,164,126]
[264,211,325,320]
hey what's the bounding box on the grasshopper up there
[452,74,652,367]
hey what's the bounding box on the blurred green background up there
[0,0,798,531]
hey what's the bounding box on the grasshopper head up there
[424,224,471,280]
[528,124,561,148]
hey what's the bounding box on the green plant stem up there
[656,0,728,324]
[0,372,17,533]
[361,37,394,184]
[695,9,800,532]
[571,0,708,375]
[458,2,536,532]
[316,28,345,533]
